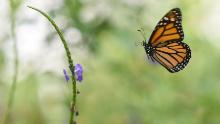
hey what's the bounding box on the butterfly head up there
[137,29,155,55]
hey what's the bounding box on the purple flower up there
[74,64,83,82]
[63,69,70,82]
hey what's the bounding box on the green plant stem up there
[27,6,77,124]
[2,0,19,124]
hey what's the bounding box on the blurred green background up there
[1,0,220,124]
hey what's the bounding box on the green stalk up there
[2,0,19,123]
[27,6,77,124]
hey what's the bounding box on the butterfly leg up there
[147,55,158,65]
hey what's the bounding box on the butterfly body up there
[140,8,191,73]
[143,42,155,55]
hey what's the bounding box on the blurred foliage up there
[1,0,220,124]
[9,0,23,12]
[0,50,5,73]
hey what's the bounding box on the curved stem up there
[27,6,77,124]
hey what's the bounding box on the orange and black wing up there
[148,8,184,47]
[152,41,191,73]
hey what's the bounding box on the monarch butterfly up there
[138,8,191,73]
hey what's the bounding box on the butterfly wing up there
[148,8,184,47]
[152,41,191,73]
[146,8,191,72]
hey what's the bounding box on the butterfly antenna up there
[137,28,147,42]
